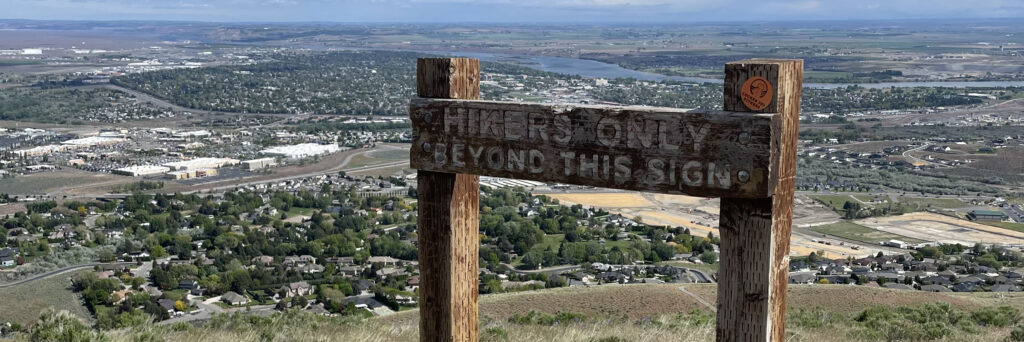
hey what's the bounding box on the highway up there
[0,262,132,288]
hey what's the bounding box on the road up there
[0,262,132,288]
[504,264,581,275]
[901,143,950,168]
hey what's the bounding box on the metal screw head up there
[424,112,433,122]
[737,170,750,183]
[738,132,751,144]
[421,142,432,152]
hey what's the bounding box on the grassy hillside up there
[10,284,1024,341]
[0,269,92,327]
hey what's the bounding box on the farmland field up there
[809,194,859,211]
[810,221,926,245]
[546,193,654,208]
[897,196,968,209]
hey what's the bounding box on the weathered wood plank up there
[716,59,802,342]
[410,98,780,199]
[415,58,480,342]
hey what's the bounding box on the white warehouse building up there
[113,165,170,177]
[62,136,126,147]
[243,157,278,170]
[260,143,340,159]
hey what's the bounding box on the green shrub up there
[507,311,587,325]
[483,326,508,340]
[971,306,1022,328]
[788,307,841,329]
[1009,325,1024,341]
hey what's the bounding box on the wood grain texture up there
[417,58,480,99]
[716,59,802,342]
[415,58,481,342]
[409,98,779,198]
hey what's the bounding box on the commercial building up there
[113,165,170,177]
[242,157,277,170]
[260,143,340,159]
[165,170,194,180]
[162,157,239,171]
[61,136,126,147]
[968,210,1009,221]
[13,145,68,157]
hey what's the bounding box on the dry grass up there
[546,193,654,208]
[858,212,1024,245]
[636,210,717,234]
[11,284,1024,342]
[0,269,92,327]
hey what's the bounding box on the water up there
[437,51,1024,89]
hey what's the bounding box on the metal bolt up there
[738,132,750,144]
[424,112,433,122]
[422,142,432,152]
[737,170,750,183]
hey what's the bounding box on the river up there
[437,51,1024,89]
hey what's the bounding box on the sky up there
[2,0,1024,23]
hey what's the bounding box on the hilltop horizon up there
[1,0,1023,23]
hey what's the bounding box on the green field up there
[511,234,564,267]
[809,221,926,245]
[897,197,968,209]
[659,260,719,273]
[0,269,92,327]
[809,194,860,211]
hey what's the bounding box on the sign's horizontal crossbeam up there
[410,98,780,199]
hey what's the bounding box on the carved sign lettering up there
[410,98,780,198]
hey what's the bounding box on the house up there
[251,255,274,266]
[307,303,332,316]
[405,275,421,292]
[280,281,314,297]
[0,255,13,267]
[179,280,203,296]
[376,267,406,278]
[992,284,1019,292]
[952,283,981,292]
[367,256,400,266]
[339,266,362,276]
[296,264,325,274]
[157,299,178,314]
[921,276,953,286]
[284,255,316,266]
[789,273,816,284]
[920,285,951,292]
[0,248,17,267]
[395,294,417,305]
[221,291,250,306]
[342,295,385,311]
[327,256,355,266]
[354,279,375,294]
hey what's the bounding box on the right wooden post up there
[716,59,803,342]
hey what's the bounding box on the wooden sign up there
[410,98,782,199]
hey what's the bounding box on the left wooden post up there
[415,57,481,342]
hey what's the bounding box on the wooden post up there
[716,59,803,342]
[415,58,481,342]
